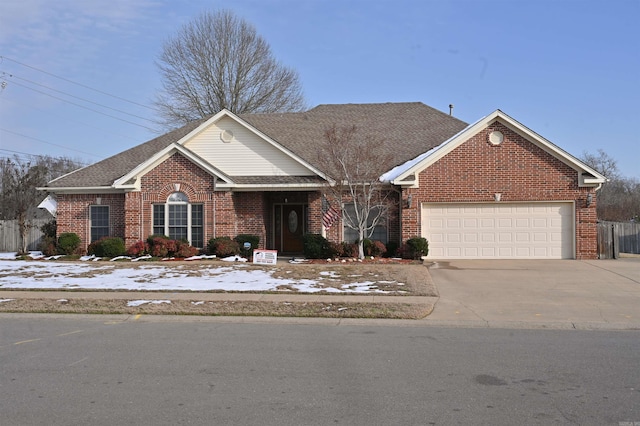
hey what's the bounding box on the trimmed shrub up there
[58,232,81,255]
[341,242,359,258]
[40,220,57,239]
[234,234,260,249]
[148,237,177,257]
[208,237,240,257]
[363,239,387,257]
[87,237,126,258]
[302,234,332,259]
[234,234,260,258]
[39,236,58,256]
[38,220,58,256]
[127,240,150,257]
[399,237,429,260]
[384,241,399,258]
[175,240,198,258]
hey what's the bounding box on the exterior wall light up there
[586,193,593,207]
[406,194,413,208]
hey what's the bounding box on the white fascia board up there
[112,143,234,189]
[179,109,330,181]
[227,183,328,192]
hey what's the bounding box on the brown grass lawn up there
[0,261,437,319]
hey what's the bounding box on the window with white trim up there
[152,192,204,248]
[343,204,388,243]
[90,205,110,242]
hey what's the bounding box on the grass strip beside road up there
[0,298,434,319]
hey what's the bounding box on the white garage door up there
[421,203,574,259]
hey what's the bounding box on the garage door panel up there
[422,202,574,259]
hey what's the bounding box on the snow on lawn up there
[0,258,391,293]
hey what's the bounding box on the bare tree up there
[319,125,395,259]
[155,9,306,128]
[0,155,83,253]
[1,158,46,254]
[581,150,640,221]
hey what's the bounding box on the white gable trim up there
[174,109,330,182]
[384,110,606,188]
[113,143,234,190]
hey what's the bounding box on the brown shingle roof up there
[46,118,208,188]
[240,102,468,173]
[46,103,468,189]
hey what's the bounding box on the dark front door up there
[275,204,305,253]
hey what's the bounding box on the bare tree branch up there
[319,125,397,259]
[154,9,306,129]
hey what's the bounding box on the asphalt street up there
[1,315,639,425]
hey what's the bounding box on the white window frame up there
[152,192,203,247]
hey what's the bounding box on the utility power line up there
[0,71,157,124]
[0,128,101,158]
[2,79,157,131]
[0,55,158,112]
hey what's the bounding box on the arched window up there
[152,192,204,248]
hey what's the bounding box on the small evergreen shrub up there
[87,237,126,257]
[208,237,240,257]
[40,220,57,239]
[341,242,359,258]
[302,234,332,259]
[39,236,57,256]
[234,234,260,258]
[399,237,429,259]
[363,239,387,257]
[384,241,399,258]
[58,232,81,255]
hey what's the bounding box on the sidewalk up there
[2,258,639,330]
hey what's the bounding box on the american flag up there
[322,206,341,230]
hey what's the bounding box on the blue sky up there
[0,0,638,178]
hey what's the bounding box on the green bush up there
[40,220,57,239]
[402,237,429,260]
[234,234,260,258]
[384,241,399,258]
[302,234,332,259]
[39,236,58,256]
[208,236,240,257]
[58,232,81,255]
[363,239,387,257]
[87,237,126,258]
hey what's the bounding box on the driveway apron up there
[426,259,640,328]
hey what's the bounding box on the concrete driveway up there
[426,258,640,329]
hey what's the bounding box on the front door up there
[274,204,305,253]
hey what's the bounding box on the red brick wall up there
[401,122,599,259]
[56,193,125,253]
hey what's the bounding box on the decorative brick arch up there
[158,182,197,201]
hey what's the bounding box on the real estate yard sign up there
[253,249,278,265]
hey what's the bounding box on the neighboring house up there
[41,102,606,259]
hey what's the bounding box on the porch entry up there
[273,203,307,253]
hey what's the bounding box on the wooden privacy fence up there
[597,221,640,259]
[0,219,50,252]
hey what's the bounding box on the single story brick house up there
[42,102,605,259]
